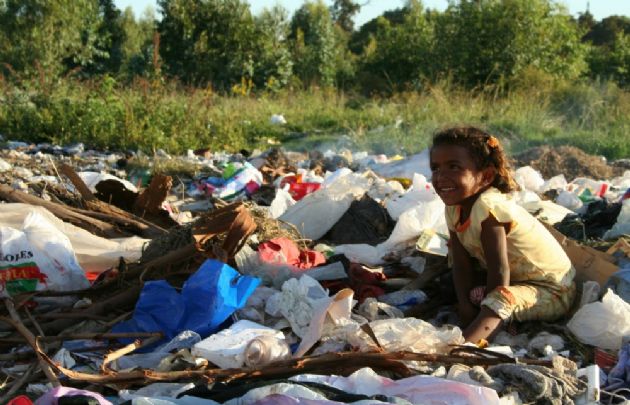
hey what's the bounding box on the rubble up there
[0,141,628,404]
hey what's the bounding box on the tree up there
[433,0,587,88]
[253,6,293,90]
[289,0,338,87]
[158,0,257,88]
[0,0,102,78]
[331,0,360,33]
[583,15,630,47]
[357,0,435,93]
[119,6,157,79]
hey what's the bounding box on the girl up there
[429,127,575,343]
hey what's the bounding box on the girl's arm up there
[449,230,477,325]
[462,214,511,343]
[480,214,511,292]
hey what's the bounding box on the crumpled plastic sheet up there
[265,275,332,338]
[113,259,260,343]
[345,318,464,355]
[289,367,500,405]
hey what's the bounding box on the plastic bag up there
[0,211,89,297]
[0,203,147,274]
[514,166,545,193]
[269,187,296,219]
[370,149,432,180]
[567,289,630,351]
[279,173,371,240]
[386,174,436,221]
[113,259,260,342]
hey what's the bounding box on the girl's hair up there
[431,126,519,193]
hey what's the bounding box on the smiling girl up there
[430,127,575,343]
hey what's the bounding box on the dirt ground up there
[513,145,624,180]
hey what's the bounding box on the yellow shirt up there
[446,187,572,286]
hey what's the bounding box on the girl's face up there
[430,144,494,206]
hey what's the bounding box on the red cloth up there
[258,238,326,269]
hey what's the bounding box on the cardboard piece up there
[546,225,618,287]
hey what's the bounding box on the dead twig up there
[101,335,163,374]
[0,361,37,404]
[1,299,59,387]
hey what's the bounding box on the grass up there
[0,76,629,159]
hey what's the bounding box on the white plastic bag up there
[279,173,371,240]
[386,174,436,221]
[0,211,89,296]
[567,289,630,351]
[269,186,296,219]
[0,204,147,273]
[370,149,432,180]
[514,166,545,193]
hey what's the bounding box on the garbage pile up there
[0,140,629,405]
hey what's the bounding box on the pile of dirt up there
[514,146,613,180]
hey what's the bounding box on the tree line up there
[0,0,629,93]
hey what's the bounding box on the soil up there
[513,146,617,180]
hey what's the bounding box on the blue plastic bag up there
[113,259,260,343]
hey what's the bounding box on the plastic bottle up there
[244,336,292,367]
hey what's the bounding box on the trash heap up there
[0,140,629,405]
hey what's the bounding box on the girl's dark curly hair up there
[431,127,519,193]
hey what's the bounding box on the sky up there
[114,0,630,26]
